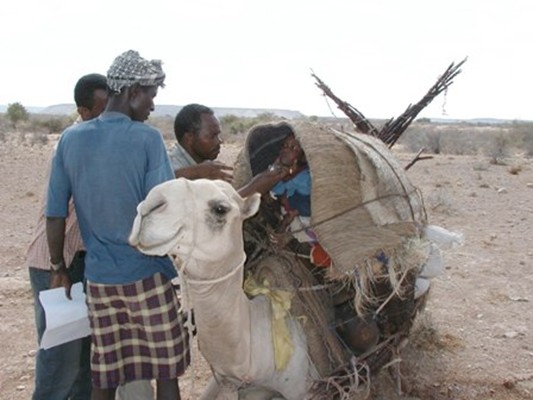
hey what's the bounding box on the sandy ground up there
[0,136,532,399]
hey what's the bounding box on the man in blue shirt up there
[46,50,189,400]
[28,72,108,400]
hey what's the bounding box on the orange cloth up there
[310,243,332,268]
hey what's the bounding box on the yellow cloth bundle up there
[244,276,294,370]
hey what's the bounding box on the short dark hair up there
[74,73,108,108]
[173,103,214,142]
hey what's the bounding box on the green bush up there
[6,102,29,128]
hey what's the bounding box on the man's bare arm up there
[237,165,288,198]
[174,161,234,182]
[46,216,72,299]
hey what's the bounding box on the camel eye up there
[210,201,229,216]
[206,200,230,231]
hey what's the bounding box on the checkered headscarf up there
[107,50,166,93]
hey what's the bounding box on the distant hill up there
[428,117,528,125]
[0,103,306,120]
[1,104,530,124]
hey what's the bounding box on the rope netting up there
[234,121,431,398]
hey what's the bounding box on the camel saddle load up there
[232,120,461,398]
[130,59,466,399]
[130,121,463,399]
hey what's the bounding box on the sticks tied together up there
[312,58,467,168]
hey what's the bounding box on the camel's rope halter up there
[175,181,246,308]
[173,181,247,392]
[173,180,198,394]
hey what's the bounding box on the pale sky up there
[1,0,531,120]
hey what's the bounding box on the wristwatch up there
[50,259,66,272]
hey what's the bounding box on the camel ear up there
[128,186,167,248]
[128,201,145,247]
[241,192,261,220]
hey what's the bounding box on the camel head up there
[129,178,261,277]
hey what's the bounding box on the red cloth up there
[310,243,332,268]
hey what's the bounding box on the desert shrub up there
[396,126,423,152]
[522,132,533,157]
[29,114,74,134]
[38,117,70,134]
[400,124,443,154]
[484,130,510,165]
[0,114,8,141]
[220,114,251,135]
[255,112,278,121]
[16,120,35,136]
[400,123,520,157]
[426,131,442,154]
[440,129,483,155]
[6,102,29,128]
[220,113,285,137]
[510,122,533,157]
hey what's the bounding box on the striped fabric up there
[87,273,190,389]
[26,152,84,270]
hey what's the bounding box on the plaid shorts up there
[87,273,190,389]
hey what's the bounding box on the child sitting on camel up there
[247,123,332,268]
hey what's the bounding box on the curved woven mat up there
[234,121,427,276]
[234,121,430,398]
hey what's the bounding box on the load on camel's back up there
[232,120,462,398]
[130,121,461,399]
[131,60,466,399]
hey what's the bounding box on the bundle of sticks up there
[312,58,467,148]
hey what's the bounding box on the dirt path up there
[0,138,531,399]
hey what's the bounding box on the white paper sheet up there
[39,282,91,350]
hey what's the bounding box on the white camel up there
[129,178,313,399]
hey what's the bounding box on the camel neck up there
[183,258,254,378]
